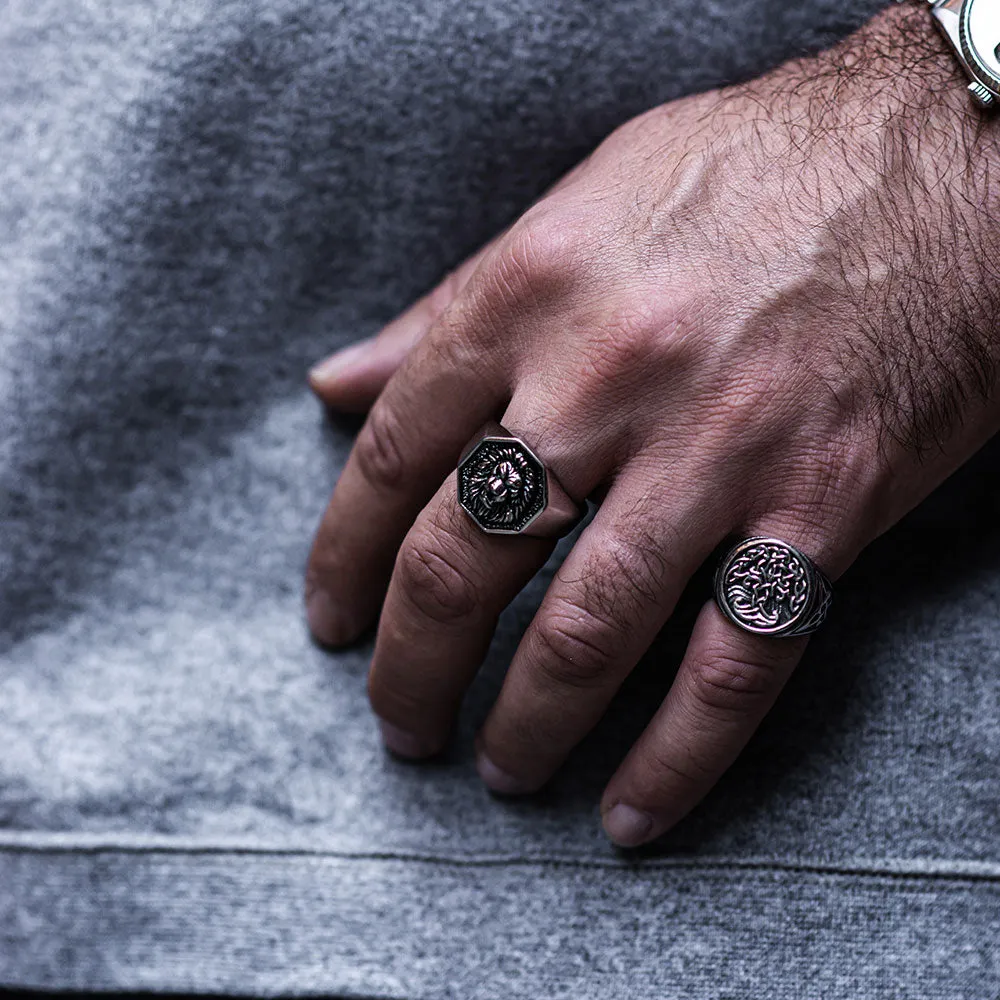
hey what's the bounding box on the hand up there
[305,3,1000,847]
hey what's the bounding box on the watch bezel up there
[959,0,1000,96]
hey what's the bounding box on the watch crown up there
[968,81,998,110]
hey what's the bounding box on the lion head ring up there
[456,422,584,538]
[714,536,833,638]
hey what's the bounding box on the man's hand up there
[304,3,1000,847]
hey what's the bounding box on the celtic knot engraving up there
[457,439,546,533]
[722,540,810,631]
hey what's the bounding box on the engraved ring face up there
[457,437,548,534]
[715,537,813,636]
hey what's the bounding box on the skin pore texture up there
[305,2,1000,848]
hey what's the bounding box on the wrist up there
[735,1,1000,452]
[863,2,1000,438]
[796,2,999,162]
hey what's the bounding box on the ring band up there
[714,536,832,638]
[456,422,584,538]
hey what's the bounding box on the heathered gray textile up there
[1,0,999,996]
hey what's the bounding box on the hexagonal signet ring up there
[456,422,584,538]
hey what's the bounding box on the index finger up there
[305,296,510,647]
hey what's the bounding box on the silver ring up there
[456,422,584,538]
[714,536,832,638]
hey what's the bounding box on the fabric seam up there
[2,838,999,885]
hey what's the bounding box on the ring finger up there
[474,463,730,793]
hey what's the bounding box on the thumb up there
[308,244,490,413]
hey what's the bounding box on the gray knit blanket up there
[3,1,999,997]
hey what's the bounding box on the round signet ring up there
[456,422,584,538]
[714,536,833,638]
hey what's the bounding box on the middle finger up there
[475,465,727,793]
[368,402,610,757]
[367,472,555,757]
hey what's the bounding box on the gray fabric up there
[1,0,998,996]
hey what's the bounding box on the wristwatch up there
[927,0,1000,109]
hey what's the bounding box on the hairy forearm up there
[734,1,1000,459]
[853,2,1000,453]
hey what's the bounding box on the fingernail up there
[476,749,536,796]
[308,339,373,385]
[603,803,655,848]
[306,588,351,647]
[379,720,437,759]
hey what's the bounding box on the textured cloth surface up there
[2,0,999,997]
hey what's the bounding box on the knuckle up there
[581,302,662,384]
[766,440,875,553]
[567,304,702,418]
[487,212,582,306]
[709,366,802,456]
[423,301,504,369]
[528,525,678,693]
[563,527,675,628]
[686,646,778,716]
[354,402,408,491]
[599,527,675,610]
[532,599,622,690]
[714,375,774,441]
[396,525,480,625]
